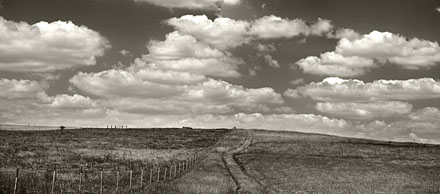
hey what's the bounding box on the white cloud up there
[167,15,250,49]
[255,43,276,52]
[409,107,440,123]
[336,31,440,69]
[138,31,241,77]
[183,79,285,111]
[296,51,376,77]
[409,133,437,144]
[49,94,97,109]
[126,68,207,85]
[180,113,350,134]
[101,98,233,115]
[264,55,280,68]
[285,77,440,102]
[249,15,334,39]
[316,101,412,120]
[166,15,335,52]
[309,18,334,36]
[0,17,110,72]
[298,30,440,76]
[119,49,131,56]
[69,69,185,98]
[70,65,289,114]
[327,28,361,40]
[0,79,50,102]
[290,78,305,86]
[0,79,104,125]
[134,0,240,10]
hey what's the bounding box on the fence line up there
[0,149,210,194]
[0,128,230,194]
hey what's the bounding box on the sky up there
[1,0,440,143]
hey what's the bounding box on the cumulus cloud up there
[0,17,110,72]
[315,101,412,120]
[408,133,437,144]
[0,78,104,125]
[0,79,51,108]
[167,15,334,50]
[285,77,440,102]
[264,55,280,68]
[409,107,440,123]
[336,31,440,69]
[102,98,233,115]
[167,15,250,49]
[70,65,289,115]
[70,69,185,98]
[295,51,376,77]
[180,113,350,134]
[290,78,305,86]
[138,31,241,77]
[249,15,333,39]
[49,94,97,109]
[255,43,276,52]
[327,28,361,40]
[135,0,240,10]
[183,79,284,109]
[3,78,440,144]
[119,49,131,56]
[297,30,440,76]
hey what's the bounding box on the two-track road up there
[222,129,266,194]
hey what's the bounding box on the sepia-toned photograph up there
[0,0,440,193]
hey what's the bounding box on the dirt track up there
[222,129,266,194]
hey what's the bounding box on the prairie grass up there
[236,130,440,194]
[0,128,228,170]
[0,128,231,194]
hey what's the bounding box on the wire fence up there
[0,150,209,194]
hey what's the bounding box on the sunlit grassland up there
[236,130,440,194]
[0,128,229,170]
[0,127,231,194]
[143,129,247,194]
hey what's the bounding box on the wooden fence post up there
[13,168,19,194]
[164,167,167,181]
[157,167,160,182]
[51,169,56,194]
[174,164,177,178]
[79,168,83,194]
[149,168,153,183]
[116,168,119,193]
[129,170,133,190]
[169,166,172,180]
[100,168,103,194]
[140,168,144,188]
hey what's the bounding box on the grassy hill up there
[1,128,439,194]
[236,130,440,194]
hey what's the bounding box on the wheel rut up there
[222,129,266,194]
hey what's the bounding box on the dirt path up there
[222,129,266,194]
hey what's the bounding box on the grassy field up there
[0,127,231,194]
[147,130,248,194]
[0,128,228,170]
[236,130,440,194]
[3,127,440,194]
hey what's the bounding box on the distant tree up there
[60,126,65,131]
